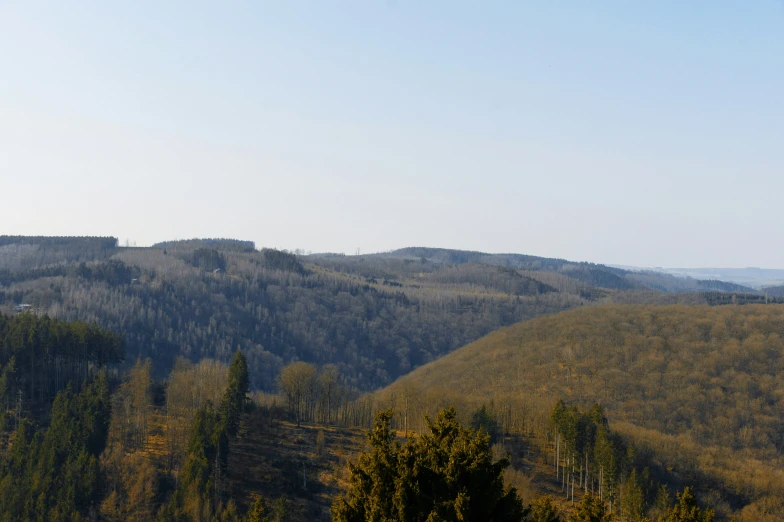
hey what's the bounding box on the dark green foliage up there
[0,235,118,250]
[620,469,646,522]
[0,373,112,521]
[552,401,606,472]
[0,312,124,416]
[192,248,226,272]
[552,401,656,516]
[0,316,122,520]
[260,248,305,274]
[658,487,714,522]
[153,238,256,252]
[76,259,134,285]
[161,403,226,521]
[166,402,229,519]
[332,407,528,522]
[0,265,68,286]
[0,236,117,271]
[221,350,249,438]
[470,403,501,444]
[164,351,250,521]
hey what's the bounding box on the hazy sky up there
[1,2,782,267]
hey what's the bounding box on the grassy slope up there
[377,304,784,519]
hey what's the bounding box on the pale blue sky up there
[1,1,782,267]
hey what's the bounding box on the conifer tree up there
[221,350,249,437]
[530,495,561,522]
[332,407,528,522]
[658,487,714,522]
[568,493,611,522]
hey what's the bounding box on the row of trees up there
[278,362,347,426]
[551,400,667,520]
[0,236,117,273]
[530,487,713,522]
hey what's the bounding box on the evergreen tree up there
[0,373,112,521]
[620,469,646,522]
[165,402,228,521]
[658,487,714,522]
[332,407,528,522]
[470,403,501,444]
[221,350,249,437]
[529,495,561,522]
[568,494,611,522]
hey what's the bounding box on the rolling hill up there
[0,236,772,393]
[0,237,589,390]
[376,304,784,519]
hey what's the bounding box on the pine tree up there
[530,495,561,522]
[658,487,714,522]
[332,407,528,522]
[620,469,646,522]
[568,493,611,522]
[221,350,249,437]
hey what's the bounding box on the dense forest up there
[0,237,772,392]
[0,237,592,390]
[377,304,784,520]
[0,313,725,521]
[2,237,782,520]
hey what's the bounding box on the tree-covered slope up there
[0,241,587,391]
[0,237,766,392]
[377,304,784,518]
[374,247,761,294]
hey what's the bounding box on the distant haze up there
[613,266,784,289]
[1,2,783,267]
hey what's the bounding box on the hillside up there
[764,285,784,298]
[0,236,770,392]
[225,410,366,521]
[370,247,762,294]
[376,304,784,519]
[0,237,588,390]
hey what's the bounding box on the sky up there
[1,1,783,268]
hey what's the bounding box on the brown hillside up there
[377,304,784,520]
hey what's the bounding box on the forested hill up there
[0,235,117,271]
[377,304,784,518]
[0,238,588,390]
[366,247,762,294]
[0,236,767,391]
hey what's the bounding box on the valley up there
[0,237,783,520]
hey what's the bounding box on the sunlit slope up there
[384,304,784,452]
[378,304,784,517]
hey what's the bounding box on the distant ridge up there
[612,264,784,289]
[152,238,256,251]
[366,247,761,295]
